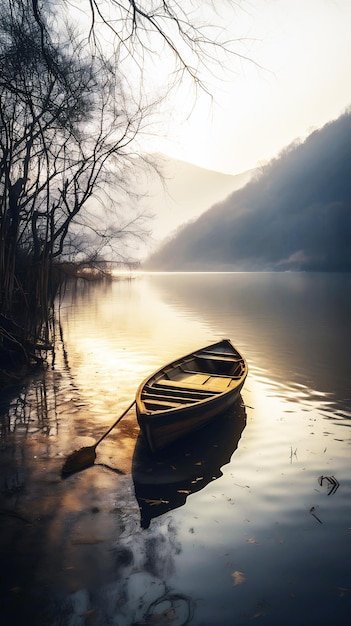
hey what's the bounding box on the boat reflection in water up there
[132,400,246,529]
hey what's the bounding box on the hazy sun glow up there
[137,0,351,174]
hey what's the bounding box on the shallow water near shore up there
[1,272,351,625]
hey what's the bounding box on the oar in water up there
[61,400,136,476]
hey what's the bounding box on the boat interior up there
[140,348,246,412]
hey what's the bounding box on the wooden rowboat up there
[136,338,248,452]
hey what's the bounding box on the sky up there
[138,0,351,175]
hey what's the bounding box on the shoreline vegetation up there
[0,259,115,391]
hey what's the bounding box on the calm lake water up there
[1,272,351,625]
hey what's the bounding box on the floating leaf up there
[232,570,246,586]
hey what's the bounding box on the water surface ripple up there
[0,272,350,625]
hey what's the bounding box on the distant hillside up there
[144,111,351,271]
[137,154,253,249]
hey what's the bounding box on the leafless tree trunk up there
[0,0,246,382]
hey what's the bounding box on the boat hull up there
[136,339,248,452]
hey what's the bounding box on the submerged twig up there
[310,506,322,524]
[318,475,340,496]
[290,446,297,463]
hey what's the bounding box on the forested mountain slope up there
[138,155,253,247]
[145,111,351,271]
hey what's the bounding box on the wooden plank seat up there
[142,393,198,405]
[142,386,201,404]
[200,349,240,356]
[143,398,185,410]
[205,377,234,392]
[142,377,228,409]
[155,375,234,394]
[146,383,213,399]
[198,349,243,359]
[181,366,243,380]
[194,352,239,362]
[154,377,221,393]
[157,375,210,388]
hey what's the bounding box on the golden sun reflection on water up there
[59,278,217,430]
